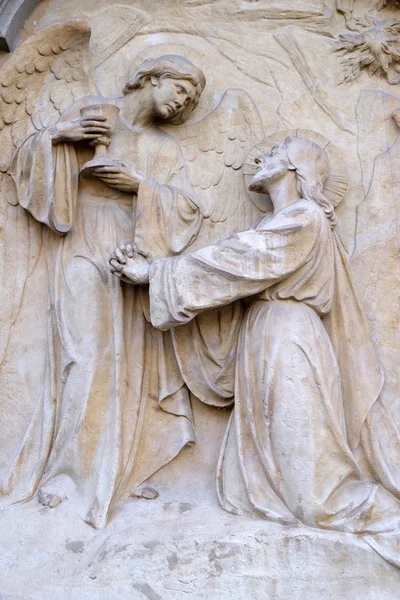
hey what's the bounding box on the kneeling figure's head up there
[249,136,336,225]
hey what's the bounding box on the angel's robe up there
[7,96,202,528]
[146,199,400,568]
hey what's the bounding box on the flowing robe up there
[147,199,400,567]
[5,96,202,528]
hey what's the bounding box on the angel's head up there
[250,136,336,226]
[123,55,206,124]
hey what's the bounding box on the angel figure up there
[0,18,206,529]
[111,135,400,568]
[0,19,264,528]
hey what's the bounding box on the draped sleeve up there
[8,97,102,235]
[149,201,322,330]
[11,130,79,234]
[134,135,202,259]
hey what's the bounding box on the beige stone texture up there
[0,0,400,598]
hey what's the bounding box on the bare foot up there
[38,482,66,508]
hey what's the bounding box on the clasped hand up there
[109,242,152,284]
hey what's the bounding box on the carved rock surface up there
[0,0,399,598]
[1,496,400,599]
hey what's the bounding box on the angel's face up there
[249,142,290,193]
[151,77,197,121]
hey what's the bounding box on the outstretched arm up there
[147,203,323,330]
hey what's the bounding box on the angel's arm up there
[147,203,322,330]
[0,19,101,233]
[133,136,202,259]
[11,126,78,234]
[48,95,110,145]
[11,96,107,234]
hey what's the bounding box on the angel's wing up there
[0,19,96,365]
[170,89,266,251]
[166,90,266,406]
[0,18,96,173]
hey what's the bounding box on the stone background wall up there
[0,1,399,598]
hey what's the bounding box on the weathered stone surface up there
[0,0,41,51]
[0,0,399,597]
[2,491,400,599]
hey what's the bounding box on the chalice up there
[80,103,120,179]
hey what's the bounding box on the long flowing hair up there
[123,55,206,124]
[284,136,337,227]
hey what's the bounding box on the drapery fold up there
[1,96,202,528]
[146,199,400,567]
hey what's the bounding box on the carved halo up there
[128,43,215,125]
[244,129,349,207]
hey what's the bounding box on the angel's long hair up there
[284,136,337,227]
[123,55,206,124]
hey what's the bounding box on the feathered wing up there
[170,88,266,251]
[165,90,266,409]
[0,19,97,365]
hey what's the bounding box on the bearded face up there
[248,142,290,194]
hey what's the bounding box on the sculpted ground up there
[0,1,399,598]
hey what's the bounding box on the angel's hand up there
[109,252,151,285]
[92,162,143,194]
[49,115,110,145]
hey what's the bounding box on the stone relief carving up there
[334,16,400,84]
[0,18,207,528]
[110,133,400,568]
[0,0,43,51]
[276,31,355,133]
[0,18,265,530]
[1,2,400,596]
[352,91,400,491]
[336,0,400,28]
